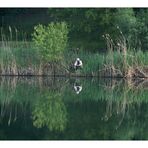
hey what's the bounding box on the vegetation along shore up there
[0,8,148,78]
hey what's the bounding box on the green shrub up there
[32,22,68,62]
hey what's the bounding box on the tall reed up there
[102,28,148,78]
[0,27,42,75]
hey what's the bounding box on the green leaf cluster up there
[32,22,68,62]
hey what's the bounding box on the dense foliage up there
[0,8,148,51]
[32,22,68,62]
[47,8,148,51]
[1,8,148,51]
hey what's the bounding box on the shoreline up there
[0,74,148,79]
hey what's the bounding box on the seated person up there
[74,58,83,70]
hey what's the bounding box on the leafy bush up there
[32,22,68,62]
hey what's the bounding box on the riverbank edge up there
[0,73,148,78]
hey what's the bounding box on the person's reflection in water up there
[74,82,82,94]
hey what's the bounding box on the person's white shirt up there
[74,58,83,67]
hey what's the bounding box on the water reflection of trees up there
[59,78,148,140]
[32,91,67,132]
[101,79,148,122]
[0,77,68,128]
[0,77,148,139]
[0,77,17,125]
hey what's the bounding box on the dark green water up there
[0,76,148,140]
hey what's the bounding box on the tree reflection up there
[32,91,67,132]
[1,77,148,140]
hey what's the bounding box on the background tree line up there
[0,8,148,52]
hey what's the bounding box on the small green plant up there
[32,22,68,63]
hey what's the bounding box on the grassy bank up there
[65,48,148,78]
[0,41,148,77]
[0,27,148,77]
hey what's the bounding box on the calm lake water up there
[0,76,148,140]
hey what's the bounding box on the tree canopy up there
[1,8,148,51]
